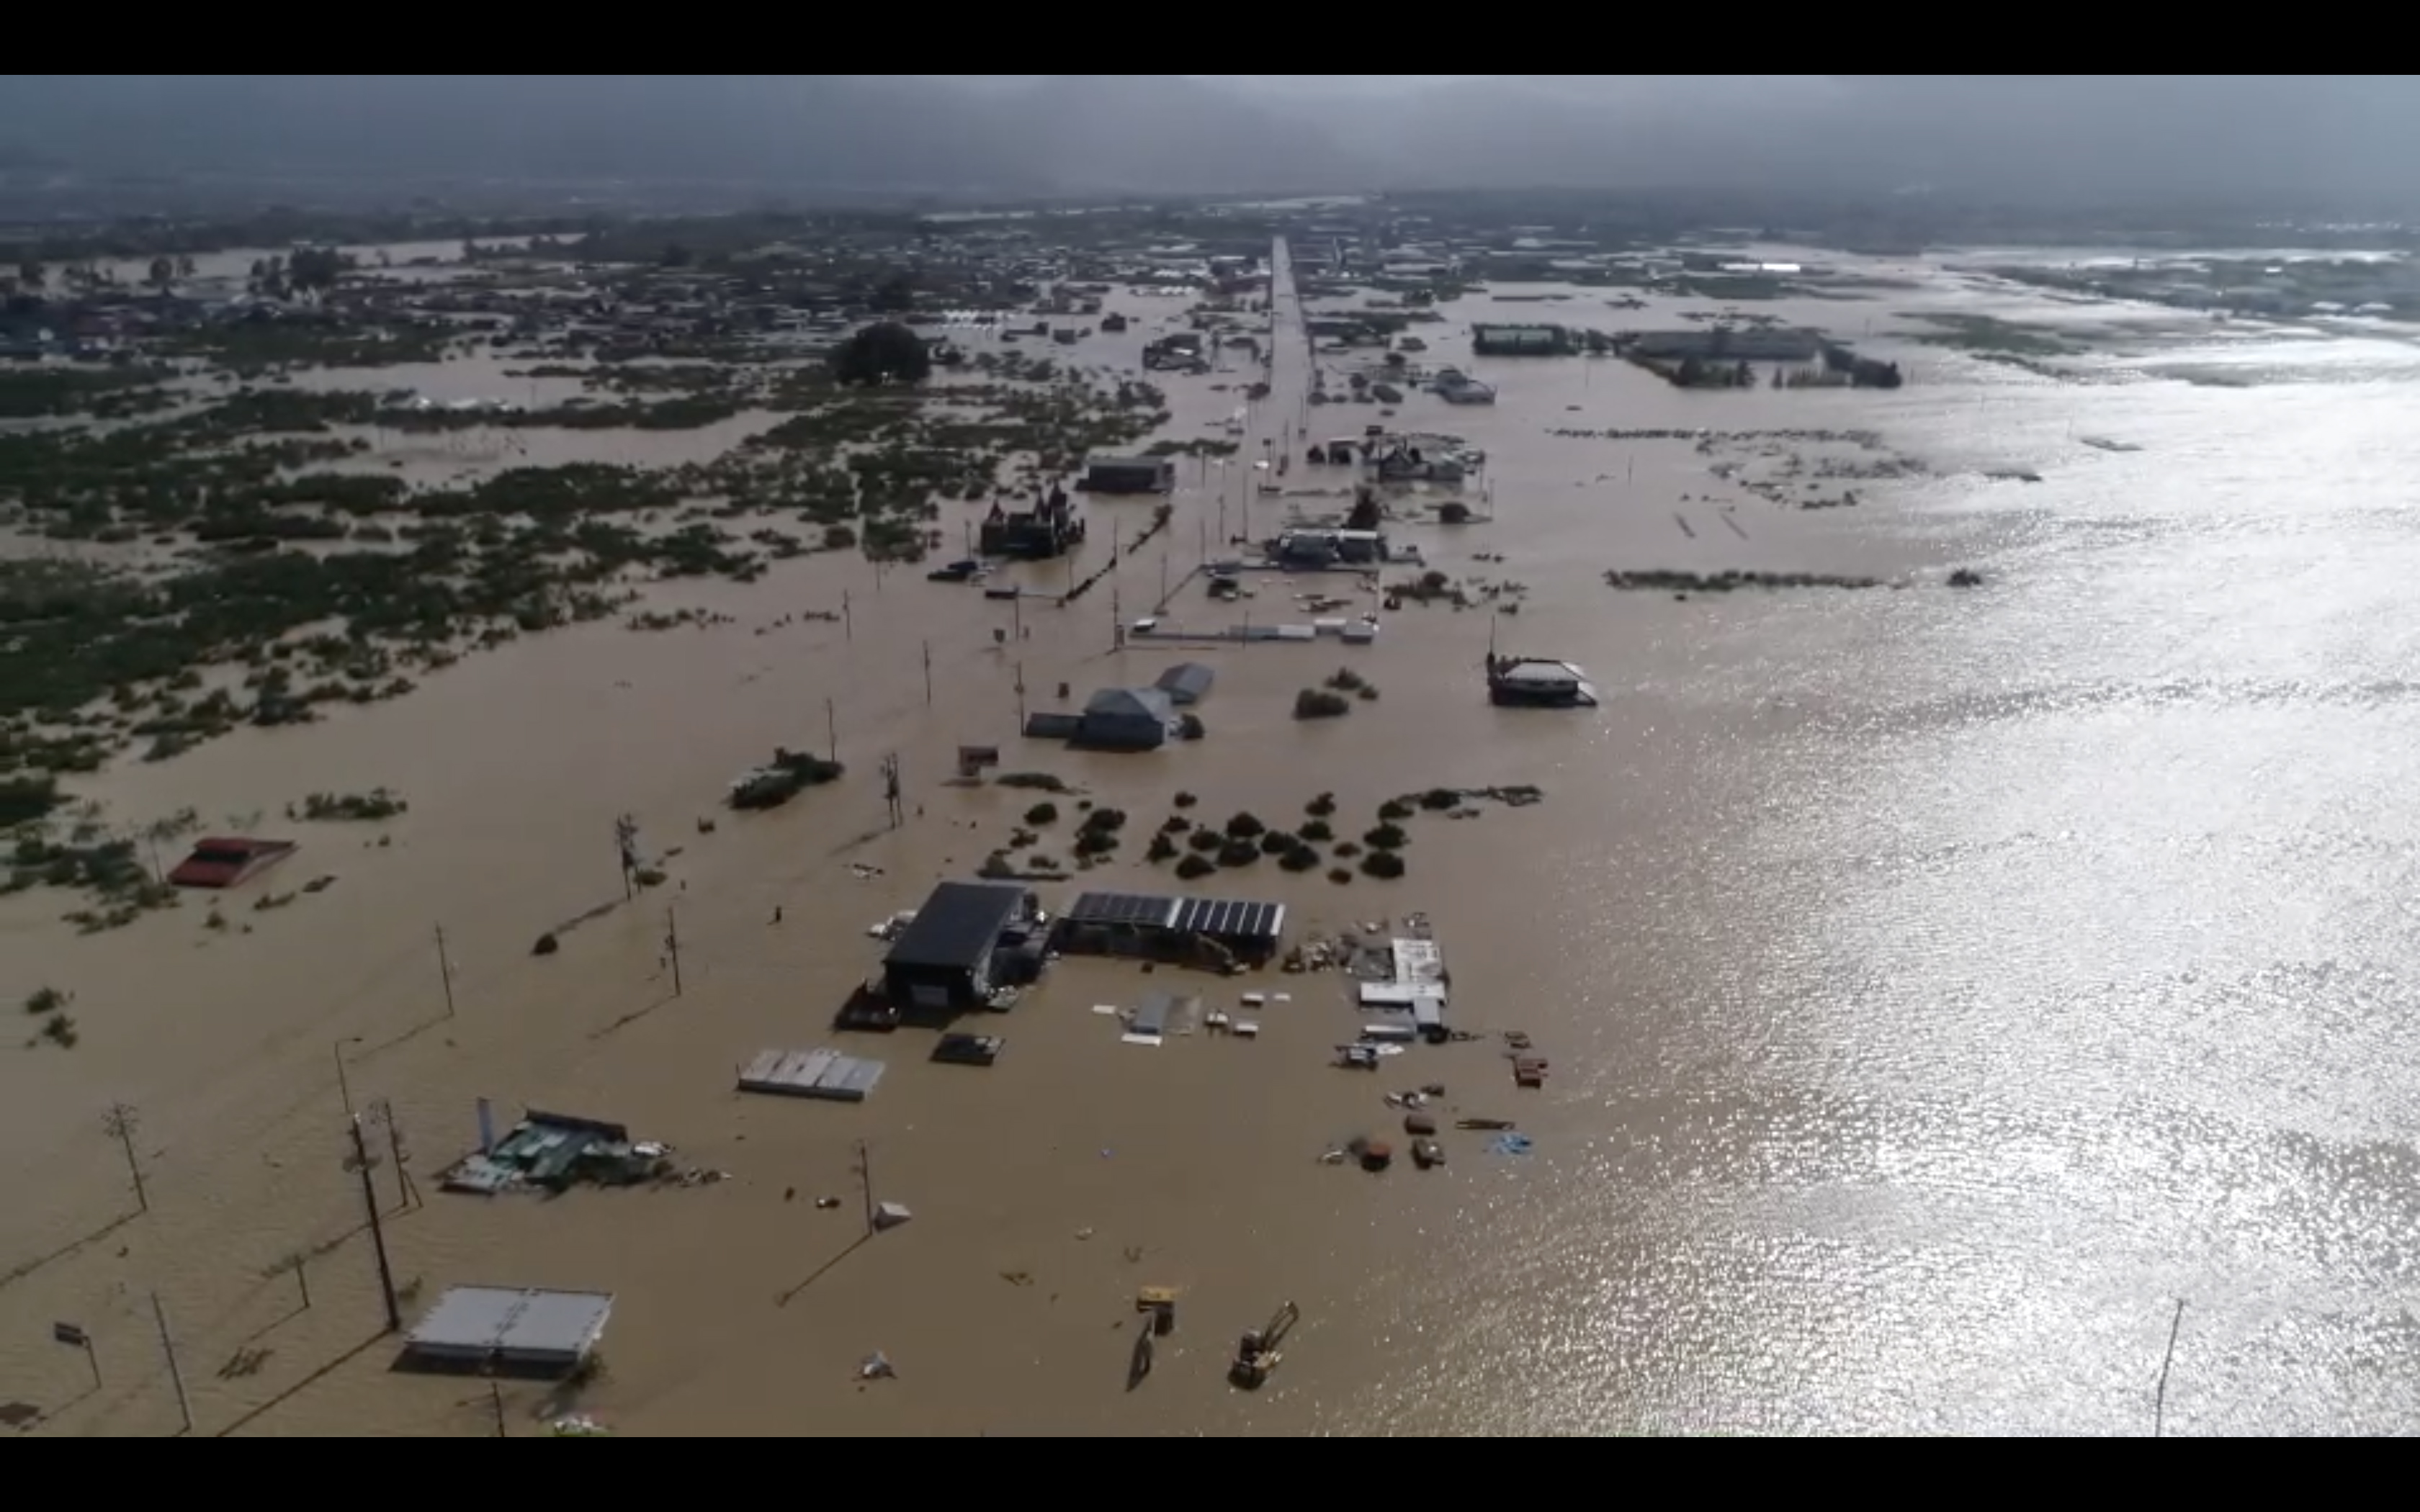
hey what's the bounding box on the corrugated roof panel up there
[406,1286,614,1364]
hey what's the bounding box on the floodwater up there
[4,235,2419,1437]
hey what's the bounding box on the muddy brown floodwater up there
[4,235,2419,1437]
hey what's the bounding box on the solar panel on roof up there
[1068,891,1179,927]
[1172,896,1281,940]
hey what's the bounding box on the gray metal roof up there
[1083,686,1175,721]
[886,881,1031,971]
[1152,662,1216,704]
[405,1286,614,1364]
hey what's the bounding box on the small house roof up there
[1152,663,1216,703]
[1083,686,1175,721]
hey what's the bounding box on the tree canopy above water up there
[830,322,932,387]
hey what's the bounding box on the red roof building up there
[167,837,297,890]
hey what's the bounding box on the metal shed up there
[1083,456,1176,495]
[738,1048,888,1102]
[1152,662,1216,706]
[403,1286,614,1372]
[1076,687,1178,750]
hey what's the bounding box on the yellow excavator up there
[1229,1301,1300,1390]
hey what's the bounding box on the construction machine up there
[1229,1301,1300,1390]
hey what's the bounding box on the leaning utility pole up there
[666,907,684,998]
[346,1115,402,1334]
[148,1291,192,1435]
[434,925,457,1020]
[856,1139,876,1238]
[103,1104,148,1214]
[2154,1299,2187,1438]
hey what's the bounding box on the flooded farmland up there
[4,224,2419,1438]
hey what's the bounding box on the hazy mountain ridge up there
[1,75,2415,209]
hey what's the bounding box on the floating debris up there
[1603,569,1887,593]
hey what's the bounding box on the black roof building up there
[884,881,1041,1012]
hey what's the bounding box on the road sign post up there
[53,1321,100,1392]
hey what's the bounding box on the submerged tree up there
[830,322,932,387]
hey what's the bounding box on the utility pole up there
[103,1103,148,1214]
[346,1115,402,1334]
[2154,1299,2187,1438]
[1014,662,1026,728]
[922,641,933,706]
[434,924,456,1020]
[149,1292,192,1436]
[666,907,684,998]
[614,814,638,902]
[373,1099,416,1210]
[333,1040,357,1119]
[841,588,852,642]
[825,696,838,765]
[857,1139,875,1237]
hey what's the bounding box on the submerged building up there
[1054,889,1288,966]
[1471,323,1575,356]
[980,484,1085,559]
[1083,456,1176,495]
[882,881,1046,1014]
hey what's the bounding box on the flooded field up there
[4,232,2418,1437]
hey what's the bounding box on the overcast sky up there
[1,76,2411,208]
